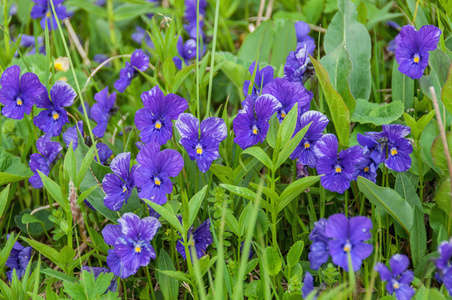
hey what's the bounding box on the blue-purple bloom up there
[262,78,312,122]
[308,218,330,270]
[173,37,200,70]
[233,95,281,150]
[290,111,329,168]
[325,214,373,271]
[30,0,71,31]
[93,54,109,65]
[33,81,77,137]
[314,134,363,194]
[81,266,118,292]
[176,113,227,173]
[131,26,153,48]
[284,40,316,84]
[395,25,442,79]
[102,153,136,211]
[373,125,413,172]
[114,49,149,93]
[302,272,317,299]
[435,239,452,295]
[0,65,45,120]
[29,135,63,188]
[62,120,83,150]
[134,143,184,204]
[16,34,45,56]
[357,133,385,165]
[5,235,32,281]
[243,62,274,99]
[91,87,117,138]
[295,21,314,46]
[176,218,213,260]
[135,86,188,145]
[184,0,207,39]
[95,143,113,165]
[353,153,378,183]
[103,213,161,278]
[375,254,415,300]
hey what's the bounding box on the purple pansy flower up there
[173,37,198,70]
[131,26,153,48]
[135,86,188,145]
[295,21,315,46]
[30,0,71,31]
[114,49,149,93]
[290,111,329,168]
[308,218,330,270]
[435,239,452,295]
[357,133,385,165]
[184,0,207,39]
[33,81,77,137]
[373,125,413,172]
[354,153,378,183]
[95,143,113,165]
[134,143,184,204]
[102,153,136,211]
[233,95,281,150]
[62,120,83,150]
[176,218,213,260]
[103,213,161,278]
[262,77,312,122]
[325,214,373,271]
[243,62,274,99]
[395,25,442,79]
[94,54,109,65]
[5,235,32,281]
[314,134,363,194]
[176,113,227,173]
[240,241,254,260]
[15,34,46,56]
[81,266,118,292]
[302,272,317,299]
[375,254,415,300]
[29,135,63,189]
[91,87,117,138]
[284,40,316,84]
[0,65,45,120]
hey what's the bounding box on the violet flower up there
[302,272,317,299]
[91,87,118,138]
[176,218,213,260]
[435,239,452,295]
[325,214,373,271]
[5,235,32,281]
[135,86,188,145]
[262,77,312,122]
[62,120,83,150]
[103,213,161,278]
[233,95,281,150]
[374,124,413,172]
[131,26,153,48]
[354,153,378,183]
[81,266,118,292]
[102,153,136,211]
[184,0,207,39]
[93,54,109,65]
[29,135,63,189]
[33,81,77,137]
[243,62,274,99]
[114,49,149,93]
[16,34,45,56]
[30,0,71,31]
[308,218,330,270]
[295,21,314,46]
[284,40,316,84]
[134,143,184,204]
[173,37,198,70]
[176,113,227,173]
[290,111,329,168]
[0,65,45,120]
[375,254,415,300]
[95,143,113,165]
[357,133,385,165]
[395,25,442,79]
[314,134,363,194]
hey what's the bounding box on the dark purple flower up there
[240,241,253,260]
[62,120,83,150]
[95,0,106,6]
[388,39,396,53]
[0,65,45,120]
[30,0,71,31]
[81,266,117,292]
[91,87,117,138]
[5,235,32,281]
[102,153,136,211]
[135,86,188,145]
[131,26,153,48]
[243,62,274,99]
[78,102,92,120]
[302,272,317,299]
[435,239,452,295]
[93,54,109,65]
[9,3,18,15]
[184,0,207,39]
[395,25,442,79]
[375,254,415,300]
[18,34,43,48]
[233,95,281,150]
[325,214,373,271]
[148,206,160,219]
[296,161,309,179]
[290,111,329,167]
[114,49,149,93]
[173,37,200,70]
[309,218,330,270]
[375,125,413,172]
[354,153,378,183]
[295,21,315,46]
[103,213,161,278]
[357,133,385,165]
[387,21,402,31]
[95,143,113,165]
[176,113,227,173]
[134,143,184,204]
[262,78,312,122]
[176,218,213,260]
[284,40,316,84]
[314,134,363,194]
[33,81,77,137]
[29,135,63,188]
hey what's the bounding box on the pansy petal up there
[110,152,131,180]
[102,224,122,245]
[1,65,21,95]
[176,113,200,140]
[155,149,184,177]
[200,117,227,143]
[325,214,349,240]
[50,81,76,107]
[389,254,410,277]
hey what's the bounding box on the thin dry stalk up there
[264,0,274,19]
[256,0,266,27]
[63,19,90,66]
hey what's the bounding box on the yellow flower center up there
[155,121,162,129]
[196,145,203,154]
[122,187,127,193]
[55,62,63,71]
[46,11,51,18]
[364,166,369,172]
[155,178,161,186]
[252,125,259,135]
[343,242,351,252]
[135,246,141,253]
[52,113,59,120]
[391,148,398,156]
[16,98,23,106]
[413,54,420,63]
[58,76,68,82]
[393,282,400,290]
[304,142,310,149]
[335,167,342,173]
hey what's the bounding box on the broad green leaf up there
[277,103,299,151]
[358,177,413,235]
[0,149,33,185]
[320,43,356,113]
[431,132,452,174]
[249,183,279,202]
[172,65,196,93]
[22,238,65,270]
[188,185,208,229]
[420,49,451,102]
[220,184,272,211]
[287,240,304,268]
[263,247,281,276]
[278,176,320,213]
[157,249,179,300]
[407,0,428,29]
[75,144,96,188]
[410,206,427,268]
[442,65,452,116]
[403,111,435,141]
[15,209,54,238]
[64,144,77,181]
[144,199,184,234]
[215,52,248,94]
[434,178,451,214]
[0,184,10,219]
[113,2,160,21]
[225,212,240,237]
[156,270,191,284]
[66,0,107,18]
[421,122,443,174]
[38,171,67,210]
[41,268,77,283]
[324,0,372,100]
[351,99,404,126]
[162,57,177,90]
[238,20,275,64]
[275,122,310,170]
[310,56,350,146]
[392,60,415,109]
[270,19,297,68]
[241,147,273,171]
[209,164,233,184]
[395,173,422,210]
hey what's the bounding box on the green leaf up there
[209,164,233,185]
[188,185,208,229]
[420,49,451,102]
[38,171,68,210]
[310,56,350,146]
[155,270,191,284]
[75,145,96,188]
[0,184,10,219]
[320,43,356,113]
[143,199,184,234]
[162,57,177,90]
[351,99,404,126]
[21,214,45,226]
[64,144,77,181]
[421,122,443,174]
[431,132,452,174]
[277,103,299,150]
[112,2,159,21]
[442,65,452,116]
[66,0,107,18]
[157,249,179,300]
[392,60,415,109]
[277,176,320,213]
[0,149,33,185]
[434,178,451,214]
[324,0,372,100]
[41,268,77,283]
[263,247,281,276]
[410,206,427,267]
[407,0,428,29]
[270,19,297,68]
[275,122,310,170]
[22,238,65,270]
[395,173,422,210]
[240,147,273,171]
[287,240,304,268]
[224,212,240,237]
[238,20,275,64]
[357,177,413,234]
[220,184,272,211]
[172,65,196,93]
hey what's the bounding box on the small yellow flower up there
[54,57,70,72]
